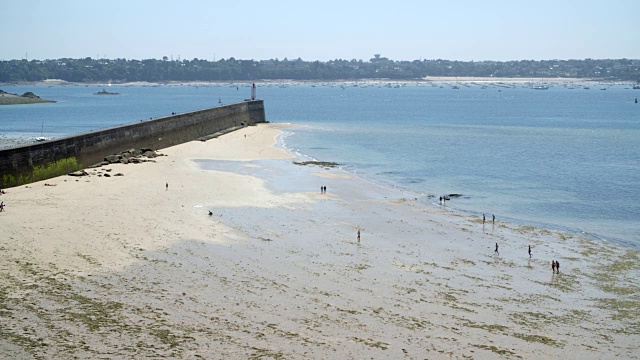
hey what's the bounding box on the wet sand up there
[1,124,638,359]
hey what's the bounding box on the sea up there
[1,82,639,248]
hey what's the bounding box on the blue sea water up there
[1,82,639,247]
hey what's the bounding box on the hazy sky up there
[2,0,639,62]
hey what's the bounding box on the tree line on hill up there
[1,55,638,83]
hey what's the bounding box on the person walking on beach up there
[492,214,495,225]
[552,260,556,273]
[528,245,532,258]
[556,261,560,273]
[166,182,169,191]
[494,242,499,255]
[357,229,361,243]
[0,201,4,212]
[483,214,486,225]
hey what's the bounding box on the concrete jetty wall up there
[0,100,266,188]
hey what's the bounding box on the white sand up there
[1,124,638,359]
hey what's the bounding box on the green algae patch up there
[513,332,564,347]
[65,294,125,332]
[462,320,509,333]
[593,297,640,322]
[471,344,520,358]
[350,337,389,350]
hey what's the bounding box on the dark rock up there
[68,170,89,177]
[105,168,112,172]
[103,173,111,177]
[114,173,124,176]
[448,194,463,198]
[119,158,129,164]
[142,151,156,158]
[105,154,120,163]
[293,161,339,167]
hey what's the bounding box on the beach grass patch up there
[32,156,83,183]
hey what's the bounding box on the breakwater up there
[0,100,266,187]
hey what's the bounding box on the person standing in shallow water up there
[357,229,361,243]
[556,261,560,273]
[483,214,486,225]
[528,245,532,258]
[552,260,556,273]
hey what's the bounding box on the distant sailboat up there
[35,120,49,142]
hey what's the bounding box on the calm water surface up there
[1,82,639,247]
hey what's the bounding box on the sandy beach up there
[1,124,638,359]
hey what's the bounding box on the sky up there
[2,0,639,62]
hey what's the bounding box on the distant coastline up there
[1,76,637,88]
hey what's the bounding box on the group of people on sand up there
[494,242,561,274]
[483,214,495,226]
[320,186,327,194]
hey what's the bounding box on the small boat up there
[533,86,549,90]
[583,87,590,90]
[600,88,607,90]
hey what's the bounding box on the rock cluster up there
[68,148,164,177]
[89,148,165,168]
